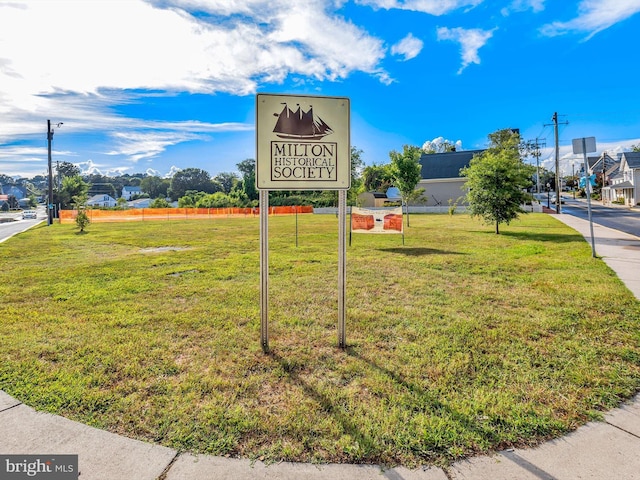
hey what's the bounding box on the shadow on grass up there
[377,247,466,257]
[268,351,378,458]
[344,347,503,452]
[498,231,585,243]
[270,345,508,464]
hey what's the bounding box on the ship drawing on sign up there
[273,103,334,140]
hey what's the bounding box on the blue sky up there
[1,0,640,180]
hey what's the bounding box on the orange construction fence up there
[59,206,313,224]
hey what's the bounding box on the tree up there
[150,197,171,208]
[72,191,90,233]
[460,129,535,234]
[60,175,89,210]
[631,144,640,152]
[389,145,423,227]
[362,163,393,192]
[178,190,207,207]
[236,159,258,202]
[214,172,239,194]
[57,161,81,179]
[168,168,217,200]
[140,176,169,199]
[0,174,14,187]
[236,158,255,178]
[348,146,365,203]
[197,192,233,208]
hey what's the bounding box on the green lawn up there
[1,213,639,467]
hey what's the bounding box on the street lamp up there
[47,120,63,226]
[546,182,550,208]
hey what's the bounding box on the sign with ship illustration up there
[272,104,334,140]
[256,93,350,190]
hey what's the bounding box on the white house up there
[127,198,152,208]
[121,186,142,200]
[603,152,640,206]
[87,194,117,208]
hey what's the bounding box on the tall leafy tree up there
[348,146,365,203]
[389,145,423,226]
[168,168,217,200]
[56,161,81,179]
[236,159,258,202]
[140,175,169,199]
[362,163,393,192]
[214,172,239,194]
[60,175,89,210]
[236,158,255,178]
[460,129,535,234]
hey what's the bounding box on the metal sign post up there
[338,190,347,348]
[260,189,269,352]
[572,137,597,258]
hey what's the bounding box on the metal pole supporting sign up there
[338,190,347,349]
[572,137,597,258]
[260,189,269,352]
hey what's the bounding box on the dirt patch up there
[139,246,191,254]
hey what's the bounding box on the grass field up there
[1,213,639,467]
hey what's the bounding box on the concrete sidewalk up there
[2,213,640,479]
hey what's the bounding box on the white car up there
[22,210,37,219]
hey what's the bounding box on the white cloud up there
[0,0,386,97]
[540,0,640,39]
[391,34,424,60]
[106,131,206,163]
[0,0,388,171]
[165,166,183,178]
[501,0,545,16]
[355,0,483,16]
[422,137,463,152]
[436,27,496,74]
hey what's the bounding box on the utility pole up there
[545,113,568,213]
[47,120,53,226]
[46,120,63,226]
[526,138,546,194]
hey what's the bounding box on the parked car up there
[22,210,37,219]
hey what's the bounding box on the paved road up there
[0,208,46,243]
[558,197,640,238]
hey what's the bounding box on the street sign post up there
[572,137,597,258]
